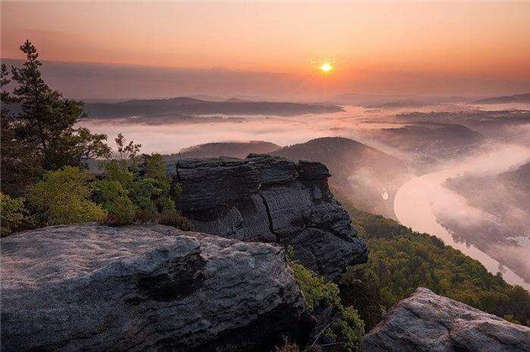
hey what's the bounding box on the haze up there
[2,1,530,99]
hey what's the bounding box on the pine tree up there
[1,40,111,195]
[1,63,42,195]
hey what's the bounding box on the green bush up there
[129,176,176,213]
[106,196,137,225]
[26,166,106,226]
[327,306,365,351]
[92,153,185,226]
[289,257,364,351]
[0,193,29,235]
[291,261,340,311]
[92,180,137,225]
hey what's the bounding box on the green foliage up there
[0,193,29,236]
[339,203,530,328]
[289,258,364,351]
[1,41,110,195]
[26,166,106,226]
[326,306,365,351]
[92,180,136,226]
[94,152,186,227]
[103,160,135,188]
[1,63,42,196]
[141,153,166,180]
[129,177,172,213]
[0,42,191,231]
[291,261,341,311]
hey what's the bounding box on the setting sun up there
[320,62,333,72]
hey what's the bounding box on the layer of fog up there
[79,103,487,154]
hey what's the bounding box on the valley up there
[80,100,530,289]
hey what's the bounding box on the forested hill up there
[336,196,530,329]
[83,97,343,118]
[474,93,530,104]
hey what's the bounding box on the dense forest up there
[337,199,530,329]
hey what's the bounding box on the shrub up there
[106,196,137,225]
[134,209,160,224]
[93,180,137,225]
[26,166,106,226]
[159,210,194,231]
[327,306,365,351]
[0,193,28,235]
[289,257,364,351]
[275,339,300,352]
[290,261,340,311]
[94,153,182,226]
[129,177,175,213]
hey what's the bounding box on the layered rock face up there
[362,287,530,352]
[1,224,308,352]
[170,154,367,280]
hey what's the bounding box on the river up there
[393,144,530,290]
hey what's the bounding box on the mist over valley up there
[78,97,530,288]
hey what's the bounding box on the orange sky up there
[2,1,530,97]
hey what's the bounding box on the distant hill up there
[168,141,281,160]
[272,137,409,219]
[365,123,484,169]
[83,97,343,118]
[474,93,530,104]
[501,162,530,192]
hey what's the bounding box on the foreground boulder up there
[1,224,308,351]
[362,287,530,352]
[169,154,367,280]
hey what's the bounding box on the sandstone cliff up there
[169,154,368,280]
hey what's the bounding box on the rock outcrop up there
[362,287,530,352]
[1,224,309,352]
[169,154,367,280]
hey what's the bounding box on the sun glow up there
[320,62,333,72]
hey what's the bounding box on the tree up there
[1,63,42,196]
[115,133,141,161]
[1,40,111,195]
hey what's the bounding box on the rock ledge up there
[362,287,530,352]
[1,224,307,352]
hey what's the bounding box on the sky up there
[2,1,530,99]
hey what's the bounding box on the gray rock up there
[362,287,530,352]
[1,224,308,352]
[175,158,260,211]
[173,155,367,280]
